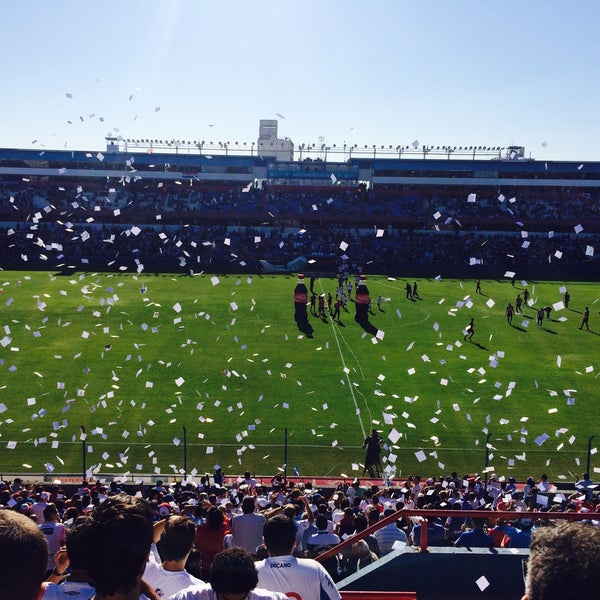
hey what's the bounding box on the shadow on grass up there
[470,341,489,351]
[296,320,314,338]
[355,318,378,336]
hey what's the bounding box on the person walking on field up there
[580,306,590,330]
[506,303,514,325]
[475,279,482,294]
[515,294,523,314]
[536,307,545,327]
[464,317,475,341]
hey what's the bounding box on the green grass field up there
[0,271,598,483]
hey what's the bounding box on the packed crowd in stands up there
[1,467,598,599]
[1,176,599,274]
[3,180,600,223]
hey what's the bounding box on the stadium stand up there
[1,143,600,281]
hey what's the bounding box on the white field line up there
[318,280,367,440]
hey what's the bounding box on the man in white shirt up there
[306,515,340,555]
[39,504,67,575]
[43,517,95,600]
[256,514,341,600]
[171,548,287,600]
[143,515,209,598]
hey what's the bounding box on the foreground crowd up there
[1,470,600,600]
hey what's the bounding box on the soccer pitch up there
[0,271,598,484]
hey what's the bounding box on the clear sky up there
[2,0,600,161]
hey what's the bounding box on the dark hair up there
[526,522,600,599]
[241,497,256,514]
[0,509,48,600]
[315,514,329,531]
[160,515,197,561]
[209,548,259,594]
[354,513,368,532]
[80,495,154,596]
[184,549,203,580]
[262,514,296,555]
[42,503,58,521]
[66,516,92,570]
[206,506,225,530]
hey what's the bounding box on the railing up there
[315,508,600,561]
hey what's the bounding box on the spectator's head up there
[209,548,259,597]
[0,508,48,600]
[351,540,371,559]
[367,507,380,525]
[354,513,368,532]
[206,505,225,529]
[80,495,154,598]
[523,522,600,600]
[160,515,197,562]
[184,549,203,580]
[42,503,58,521]
[282,503,297,520]
[65,516,92,572]
[262,514,296,556]
[315,515,329,532]
[241,496,256,514]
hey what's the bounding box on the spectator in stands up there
[522,522,600,600]
[354,512,380,557]
[454,517,494,549]
[373,508,408,555]
[502,518,534,548]
[410,514,447,546]
[351,540,379,571]
[144,515,209,598]
[42,516,95,599]
[39,503,67,577]
[575,472,595,500]
[78,495,154,600]
[195,506,230,579]
[231,496,266,556]
[306,515,340,554]
[31,491,50,522]
[171,547,288,600]
[256,514,341,599]
[0,508,48,600]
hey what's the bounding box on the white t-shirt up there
[38,521,67,570]
[142,562,209,599]
[256,555,341,600]
[170,588,288,600]
[43,581,95,600]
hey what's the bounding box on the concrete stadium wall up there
[339,546,528,600]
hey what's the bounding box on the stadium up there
[2,120,600,599]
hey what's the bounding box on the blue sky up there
[2,0,600,161]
